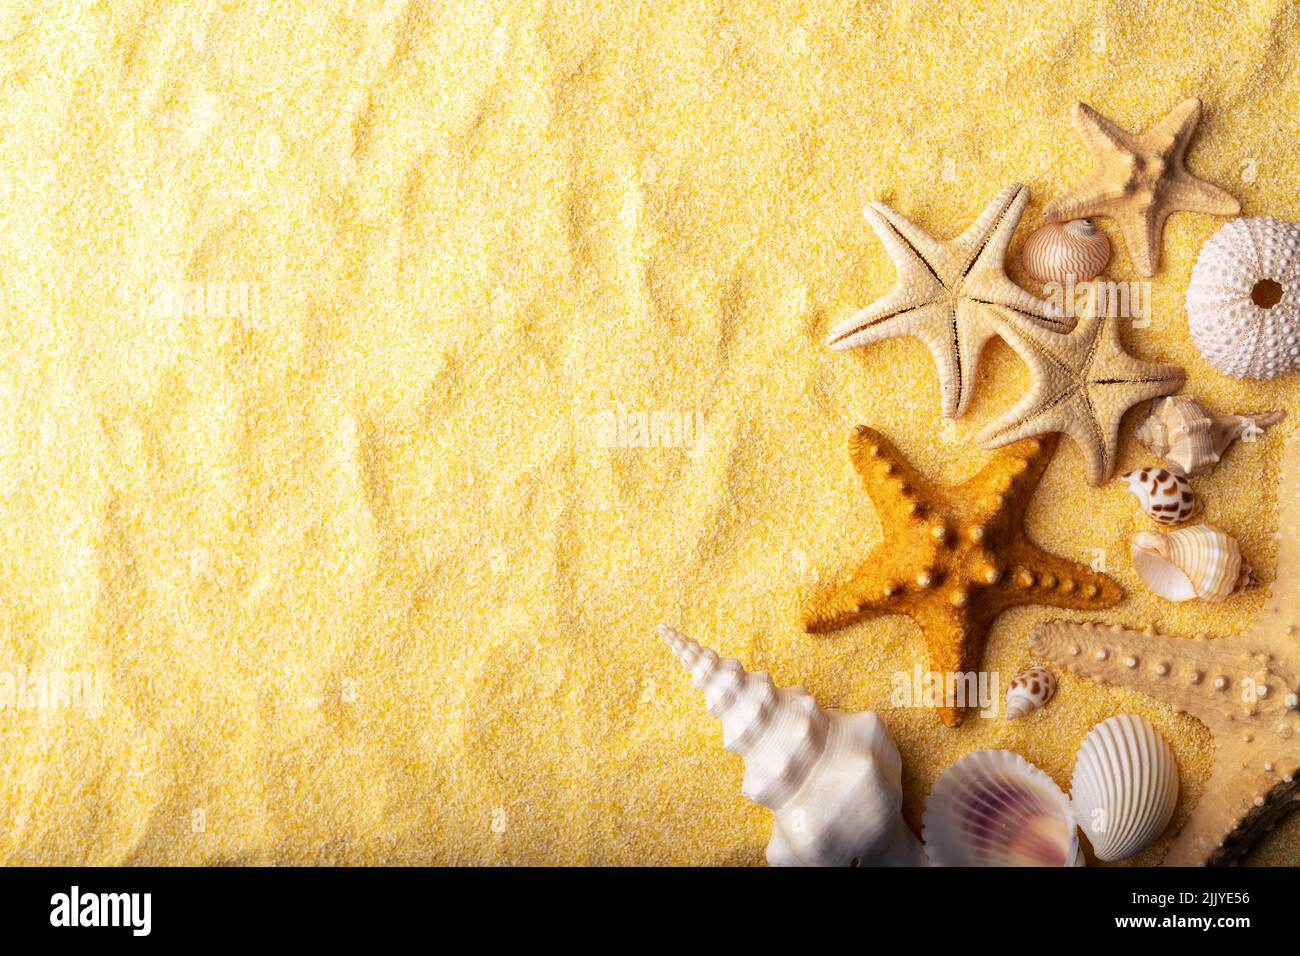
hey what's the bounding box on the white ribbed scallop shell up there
[1071,714,1179,862]
[922,750,1082,866]
[1186,217,1300,379]
[1021,219,1110,284]
[1131,524,1252,602]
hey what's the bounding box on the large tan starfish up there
[976,297,1185,486]
[1031,428,1300,865]
[829,183,1071,419]
[803,426,1122,727]
[1044,99,1240,277]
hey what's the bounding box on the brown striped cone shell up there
[1131,525,1253,602]
[1118,467,1202,524]
[1021,219,1111,284]
[1186,217,1300,380]
[1005,666,1056,719]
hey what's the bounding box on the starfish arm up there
[1043,177,1125,223]
[1114,204,1163,277]
[915,606,982,727]
[1148,97,1203,162]
[847,425,937,518]
[958,433,1057,524]
[1029,621,1255,735]
[1073,101,1139,156]
[998,541,1122,612]
[1166,171,1241,217]
[953,182,1027,266]
[801,555,907,634]
[1271,430,1300,593]
[828,293,946,350]
[1163,762,1300,867]
[866,200,950,282]
[975,313,1083,450]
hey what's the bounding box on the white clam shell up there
[659,625,925,867]
[1071,714,1179,862]
[1118,467,1202,524]
[1005,666,1056,719]
[922,750,1082,866]
[1131,525,1252,602]
[1186,217,1300,380]
[1021,219,1111,284]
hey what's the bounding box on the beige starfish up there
[976,291,1185,485]
[829,183,1071,419]
[1045,99,1240,277]
[1030,425,1300,865]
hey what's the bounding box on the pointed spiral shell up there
[1021,219,1111,284]
[1186,217,1300,380]
[1130,525,1252,602]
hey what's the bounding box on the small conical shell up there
[1005,667,1056,719]
[1131,525,1252,602]
[1186,217,1300,380]
[922,750,1082,866]
[1135,395,1285,477]
[1118,467,1202,524]
[1071,714,1178,862]
[1021,219,1111,284]
[658,625,925,867]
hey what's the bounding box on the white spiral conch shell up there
[1071,714,1179,862]
[1118,467,1202,524]
[1005,667,1056,719]
[1131,525,1252,602]
[1186,217,1300,380]
[658,625,925,867]
[1135,395,1284,477]
[922,750,1083,866]
[1021,219,1111,284]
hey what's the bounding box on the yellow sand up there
[1,0,1297,865]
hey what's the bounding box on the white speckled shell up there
[922,750,1082,866]
[659,625,925,867]
[1005,666,1056,719]
[1186,217,1300,379]
[1118,467,1201,524]
[1071,714,1179,862]
[1021,219,1111,284]
[1131,525,1252,602]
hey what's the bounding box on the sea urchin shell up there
[1186,217,1300,379]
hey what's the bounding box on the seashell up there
[1131,525,1252,602]
[658,625,925,867]
[1118,467,1202,524]
[922,750,1082,866]
[1005,666,1056,719]
[1135,395,1284,477]
[1071,714,1179,861]
[1186,217,1300,380]
[1021,219,1111,284]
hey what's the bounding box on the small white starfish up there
[829,183,1071,419]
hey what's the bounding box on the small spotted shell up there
[1131,524,1253,602]
[1005,666,1056,719]
[1118,467,1202,524]
[1021,219,1111,284]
